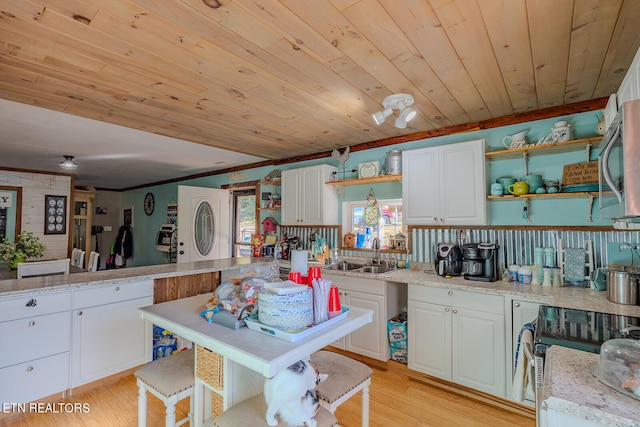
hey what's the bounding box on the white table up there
[139,294,373,425]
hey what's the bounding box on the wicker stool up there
[134,348,194,427]
[311,351,373,427]
[210,393,338,427]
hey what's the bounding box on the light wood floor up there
[0,360,535,427]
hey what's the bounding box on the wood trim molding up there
[122,98,608,191]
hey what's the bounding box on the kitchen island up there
[2,255,639,421]
[138,293,373,426]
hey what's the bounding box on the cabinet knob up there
[445,307,450,312]
[452,309,458,314]
[514,302,521,307]
[27,366,34,373]
[25,299,37,307]
[179,242,184,246]
[179,250,185,255]
[114,286,120,291]
[28,321,35,327]
[77,311,83,316]
[448,291,453,296]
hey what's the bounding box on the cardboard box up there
[562,160,599,185]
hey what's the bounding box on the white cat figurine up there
[264,358,328,427]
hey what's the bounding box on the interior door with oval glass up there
[177,185,230,263]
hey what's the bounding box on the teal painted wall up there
[123,109,606,266]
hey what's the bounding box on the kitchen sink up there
[353,266,395,274]
[327,261,366,271]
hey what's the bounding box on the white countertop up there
[543,346,640,426]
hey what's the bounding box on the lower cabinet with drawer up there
[0,291,72,404]
[408,283,506,398]
[71,280,154,387]
[323,273,406,361]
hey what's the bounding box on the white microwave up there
[599,98,640,227]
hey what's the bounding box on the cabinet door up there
[452,307,505,397]
[344,291,386,360]
[439,139,486,225]
[402,147,440,224]
[300,166,324,224]
[281,169,300,225]
[408,300,452,380]
[617,71,636,107]
[71,296,152,387]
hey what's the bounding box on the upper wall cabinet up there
[281,164,339,225]
[617,46,640,109]
[402,139,487,226]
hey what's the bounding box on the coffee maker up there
[462,242,499,282]
[435,243,463,276]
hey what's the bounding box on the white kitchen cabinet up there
[281,164,338,225]
[617,46,640,108]
[0,291,72,404]
[402,139,486,225]
[71,280,153,387]
[408,284,505,397]
[323,273,406,361]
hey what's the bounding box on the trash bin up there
[388,312,407,364]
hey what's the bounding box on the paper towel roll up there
[291,250,308,274]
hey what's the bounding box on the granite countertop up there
[323,261,640,317]
[543,346,640,426]
[0,257,258,298]
[3,256,640,318]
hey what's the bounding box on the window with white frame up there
[343,199,406,249]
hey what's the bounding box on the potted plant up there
[0,231,47,269]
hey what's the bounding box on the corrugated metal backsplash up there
[279,226,340,251]
[280,226,640,270]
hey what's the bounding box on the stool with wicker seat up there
[311,350,373,427]
[134,348,194,427]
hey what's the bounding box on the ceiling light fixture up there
[59,155,78,170]
[372,94,417,128]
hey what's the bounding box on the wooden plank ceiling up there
[1,0,640,163]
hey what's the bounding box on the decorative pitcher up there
[551,121,571,142]
[502,129,529,149]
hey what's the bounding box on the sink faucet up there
[371,237,380,251]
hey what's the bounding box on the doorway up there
[177,185,231,262]
[232,189,256,257]
[0,186,21,242]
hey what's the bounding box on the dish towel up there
[512,321,535,402]
[564,248,587,285]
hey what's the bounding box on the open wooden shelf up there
[485,136,602,160]
[325,174,402,187]
[488,191,601,200]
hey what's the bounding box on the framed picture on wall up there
[45,195,67,235]
[123,206,133,228]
